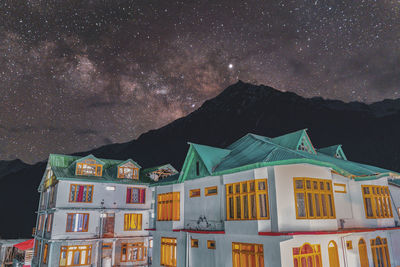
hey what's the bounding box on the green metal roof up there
[318,145,347,160]
[179,131,399,182]
[189,143,231,173]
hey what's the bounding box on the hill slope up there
[1,81,400,238]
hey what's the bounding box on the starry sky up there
[1,1,399,163]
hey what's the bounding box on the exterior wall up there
[332,173,353,220]
[344,177,395,228]
[274,164,338,232]
[389,184,400,225]
[222,167,271,234]
[55,180,152,210]
[151,231,186,267]
[184,176,224,231]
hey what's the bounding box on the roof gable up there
[270,129,316,154]
[318,145,347,160]
[118,159,141,169]
[190,143,231,173]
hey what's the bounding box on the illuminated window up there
[189,189,201,198]
[161,237,177,266]
[362,185,393,219]
[126,187,146,204]
[346,240,353,249]
[66,213,89,232]
[226,179,269,220]
[118,166,138,179]
[293,178,335,219]
[59,245,92,266]
[205,186,218,196]
[34,240,40,257]
[43,243,48,264]
[124,214,142,231]
[328,241,339,267]
[358,239,369,267]
[76,159,102,176]
[69,184,93,203]
[371,237,390,267]
[334,183,347,193]
[293,243,322,267]
[121,243,147,262]
[157,192,180,221]
[191,239,199,248]
[37,214,45,231]
[46,214,53,232]
[207,240,216,249]
[232,242,264,267]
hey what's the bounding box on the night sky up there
[1,1,399,163]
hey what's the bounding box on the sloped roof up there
[181,131,398,181]
[190,143,231,173]
[46,154,152,185]
[318,145,347,160]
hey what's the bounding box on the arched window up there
[358,238,369,267]
[328,241,340,267]
[371,236,391,267]
[293,243,322,267]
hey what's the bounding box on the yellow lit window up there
[334,183,347,193]
[121,243,147,262]
[59,245,92,266]
[226,179,269,220]
[207,240,216,249]
[124,214,142,230]
[157,192,180,221]
[34,240,40,257]
[232,242,264,267]
[293,243,322,267]
[161,237,177,267]
[362,185,393,219]
[76,160,102,176]
[293,178,335,219]
[358,238,369,267]
[205,186,218,196]
[371,237,390,267]
[118,166,139,179]
[191,239,199,248]
[346,240,353,249]
[46,214,53,232]
[69,184,93,203]
[189,189,201,198]
[43,243,48,264]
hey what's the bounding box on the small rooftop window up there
[118,164,139,179]
[76,160,102,176]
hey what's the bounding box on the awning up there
[13,239,34,251]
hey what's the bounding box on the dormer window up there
[297,137,313,153]
[118,166,138,179]
[334,152,342,159]
[76,159,102,176]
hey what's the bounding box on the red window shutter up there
[140,189,146,203]
[126,188,132,203]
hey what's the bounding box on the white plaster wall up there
[184,176,224,230]
[388,229,400,266]
[51,210,101,239]
[389,184,400,225]
[55,180,151,210]
[332,174,353,220]
[151,231,186,267]
[344,177,395,228]
[274,164,338,232]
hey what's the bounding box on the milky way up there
[1,1,399,163]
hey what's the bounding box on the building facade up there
[150,129,400,267]
[32,154,154,267]
[33,129,400,267]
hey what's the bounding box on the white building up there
[32,154,154,267]
[150,129,400,267]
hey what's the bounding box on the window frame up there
[293,177,336,219]
[76,161,102,176]
[226,179,269,220]
[161,237,177,267]
[207,240,216,249]
[370,236,391,267]
[334,183,347,193]
[46,213,53,232]
[120,242,147,262]
[205,186,218,196]
[118,166,139,179]
[43,243,48,264]
[126,187,146,204]
[362,185,393,219]
[157,192,180,221]
[59,245,92,266]
[69,184,94,203]
[191,239,199,248]
[292,243,322,267]
[124,213,143,231]
[66,213,89,232]
[189,189,201,198]
[232,242,264,267]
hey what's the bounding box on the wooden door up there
[103,213,115,238]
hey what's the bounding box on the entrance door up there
[102,213,115,238]
[102,243,113,267]
[328,241,340,267]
